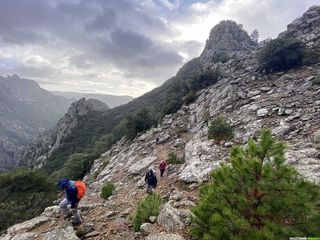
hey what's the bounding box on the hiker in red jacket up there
[159,160,168,178]
[58,178,85,225]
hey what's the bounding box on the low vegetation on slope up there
[0,169,56,233]
[191,129,320,239]
[257,38,320,73]
[133,193,162,232]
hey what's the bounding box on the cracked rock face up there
[279,5,320,51]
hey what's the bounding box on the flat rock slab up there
[146,233,184,240]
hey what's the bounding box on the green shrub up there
[211,51,230,63]
[302,48,320,65]
[75,227,86,239]
[191,129,320,239]
[100,183,115,199]
[0,169,56,233]
[312,76,320,85]
[133,193,162,231]
[208,116,234,141]
[257,38,304,73]
[163,84,185,115]
[202,109,210,125]
[124,108,156,140]
[187,67,221,92]
[167,152,185,164]
[50,153,93,181]
[177,127,188,135]
[184,91,198,104]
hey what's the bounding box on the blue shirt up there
[65,180,79,208]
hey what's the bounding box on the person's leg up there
[160,169,164,177]
[146,184,153,194]
[71,202,82,225]
[59,198,71,216]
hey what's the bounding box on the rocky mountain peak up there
[201,20,255,53]
[200,20,256,63]
[19,98,109,168]
[279,5,320,50]
[67,98,109,117]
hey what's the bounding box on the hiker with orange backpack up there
[58,178,86,225]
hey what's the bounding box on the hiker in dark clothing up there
[58,178,82,225]
[145,169,157,194]
[159,160,168,178]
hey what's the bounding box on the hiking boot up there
[72,220,82,226]
[64,212,73,220]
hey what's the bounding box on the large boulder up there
[179,138,226,183]
[42,226,80,240]
[7,215,50,234]
[157,203,184,231]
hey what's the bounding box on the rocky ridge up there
[2,5,320,240]
[279,5,320,51]
[19,98,109,168]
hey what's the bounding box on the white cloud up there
[158,0,181,11]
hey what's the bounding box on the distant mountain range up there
[51,91,133,108]
[0,75,73,171]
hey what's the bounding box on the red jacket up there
[159,161,167,170]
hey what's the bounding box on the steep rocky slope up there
[2,5,320,240]
[0,75,73,171]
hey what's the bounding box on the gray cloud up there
[85,8,117,33]
[0,0,318,96]
[69,54,93,69]
[0,29,45,46]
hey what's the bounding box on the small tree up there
[191,129,320,239]
[202,108,210,125]
[167,152,185,164]
[184,91,197,104]
[250,29,259,44]
[188,67,221,91]
[133,193,162,231]
[100,182,114,199]
[208,116,234,141]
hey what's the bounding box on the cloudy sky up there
[0,0,318,97]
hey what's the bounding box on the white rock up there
[157,203,184,231]
[7,215,50,234]
[140,223,153,235]
[257,108,268,117]
[128,156,157,174]
[42,226,80,240]
[145,233,184,240]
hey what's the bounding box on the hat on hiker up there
[58,178,69,189]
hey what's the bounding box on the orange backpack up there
[75,181,86,200]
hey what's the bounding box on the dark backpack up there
[146,170,157,187]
